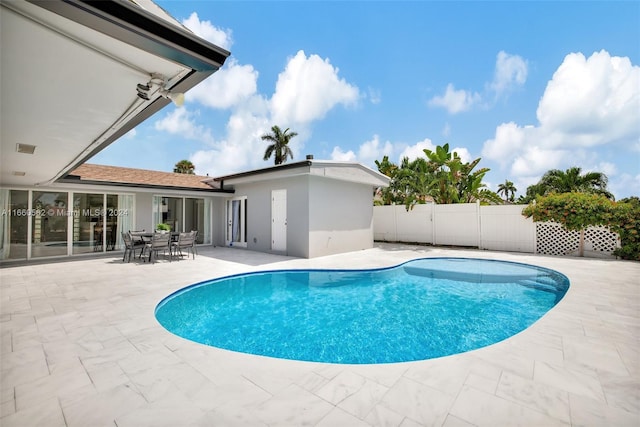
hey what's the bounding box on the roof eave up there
[26,0,230,186]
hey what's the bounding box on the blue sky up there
[91,1,640,199]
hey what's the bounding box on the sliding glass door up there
[31,191,69,258]
[0,189,29,260]
[0,190,134,261]
[152,196,211,244]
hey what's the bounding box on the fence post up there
[476,200,482,249]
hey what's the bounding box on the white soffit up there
[0,1,191,187]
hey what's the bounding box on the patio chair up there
[171,231,196,260]
[122,232,144,262]
[145,231,171,263]
[129,230,146,257]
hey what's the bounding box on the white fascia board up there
[309,162,390,187]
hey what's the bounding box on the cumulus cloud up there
[189,102,271,176]
[188,59,258,109]
[331,135,393,166]
[482,50,640,191]
[536,51,638,146]
[489,51,528,97]
[398,138,436,161]
[330,146,357,162]
[182,12,232,50]
[271,50,360,125]
[154,108,214,144]
[428,84,481,114]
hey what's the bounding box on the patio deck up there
[1,244,638,426]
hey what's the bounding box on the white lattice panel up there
[535,222,619,258]
[536,222,580,256]
[584,226,620,254]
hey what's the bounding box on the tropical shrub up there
[156,223,171,231]
[612,197,640,261]
[522,193,639,260]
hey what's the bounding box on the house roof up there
[209,159,391,189]
[1,0,230,188]
[64,164,221,191]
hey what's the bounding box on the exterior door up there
[271,189,287,252]
[226,197,246,247]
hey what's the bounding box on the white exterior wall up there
[308,176,374,258]
[479,205,535,252]
[433,203,479,247]
[211,197,226,247]
[230,178,310,257]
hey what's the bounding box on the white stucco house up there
[0,0,389,262]
[209,158,390,258]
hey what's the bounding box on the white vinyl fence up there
[373,203,620,258]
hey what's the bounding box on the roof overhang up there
[211,160,391,189]
[1,0,230,187]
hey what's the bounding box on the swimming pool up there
[155,258,569,364]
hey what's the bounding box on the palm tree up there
[261,125,297,165]
[174,159,195,174]
[539,167,614,200]
[497,180,517,202]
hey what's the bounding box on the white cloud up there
[188,59,258,109]
[181,12,232,50]
[609,173,640,199]
[124,128,136,139]
[537,50,639,146]
[330,146,357,161]
[154,108,214,144]
[398,138,436,161]
[271,50,360,125]
[167,48,362,177]
[428,83,481,114]
[489,51,528,96]
[189,102,271,176]
[331,135,393,167]
[358,135,394,166]
[482,50,640,186]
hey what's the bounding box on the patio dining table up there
[132,231,180,262]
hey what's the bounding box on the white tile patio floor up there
[1,243,638,427]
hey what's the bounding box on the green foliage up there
[522,193,640,261]
[612,197,640,261]
[156,223,171,231]
[497,180,517,202]
[261,125,297,165]
[374,144,501,209]
[520,167,614,203]
[174,159,195,174]
[522,193,614,231]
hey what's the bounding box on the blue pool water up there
[155,258,569,364]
